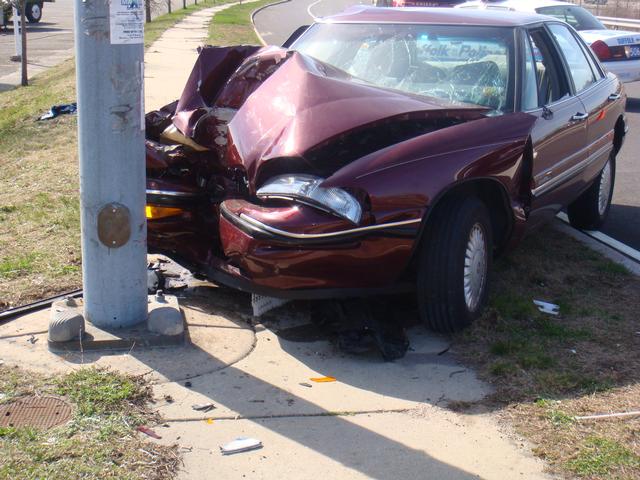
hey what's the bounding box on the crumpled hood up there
[170,46,488,187]
[225,51,488,184]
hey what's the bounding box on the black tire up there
[568,153,615,230]
[26,2,42,23]
[417,196,493,333]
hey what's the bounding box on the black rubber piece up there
[568,154,615,230]
[416,196,493,333]
[0,289,83,324]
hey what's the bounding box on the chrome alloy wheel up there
[463,223,488,312]
[598,159,612,217]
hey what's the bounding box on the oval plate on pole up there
[97,203,131,248]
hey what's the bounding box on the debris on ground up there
[310,376,336,383]
[163,394,174,403]
[299,382,312,388]
[191,403,215,412]
[205,418,214,425]
[184,381,192,388]
[27,335,37,344]
[310,298,412,361]
[136,426,162,439]
[533,300,560,315]
[38,103,77,121]
[220,437,263,455]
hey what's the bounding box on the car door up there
[522,26,590,225]
[547,23,619,187]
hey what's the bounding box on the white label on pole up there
[109,0,144,45]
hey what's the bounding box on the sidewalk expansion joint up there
[162,408,413,423]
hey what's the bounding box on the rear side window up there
[536,6,605,31]
[548,23,597,93]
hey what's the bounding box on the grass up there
[0,366,179,480]
[0,0,267,311]
[568,437,640,476]
[454,226,640,478]
[207,0,272,44]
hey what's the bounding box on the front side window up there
[548,23,597,93]
[294,23,515,112]
[536,6,605,31]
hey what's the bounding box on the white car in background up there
[457,0,640,83]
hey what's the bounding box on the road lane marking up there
[557,212,640,263]
[307,0,323,20]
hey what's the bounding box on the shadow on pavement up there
[116,288,484,479]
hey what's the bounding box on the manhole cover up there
[0,396,72,430]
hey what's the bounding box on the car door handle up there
[571,112,589,122]
[608,93,621,101]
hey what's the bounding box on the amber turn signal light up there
[145,205,184,220]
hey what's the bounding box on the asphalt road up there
[604,82,640,250]
[0,0,74,90]
[0,0,202,91]
[254,0,640,252]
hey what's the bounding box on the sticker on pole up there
[109,0,144,45]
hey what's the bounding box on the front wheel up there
[417,196,493,333]
[26,2,42,23]
[568,153,615,230]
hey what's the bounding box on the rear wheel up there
[26,2,42,23]
[417,196,492,333]
[568,153,615,230]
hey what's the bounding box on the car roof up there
[320,6,552,27]
[456,0,575,13]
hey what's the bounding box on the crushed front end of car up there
[144,45,491,298]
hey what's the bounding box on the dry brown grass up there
[0,62,80,310]
[454,226,640,478]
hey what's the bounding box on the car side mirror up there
[282,25,310,49]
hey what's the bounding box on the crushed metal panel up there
[0,396,72,430]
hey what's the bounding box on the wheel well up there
[404,179,514,279]
[613,115,625,155]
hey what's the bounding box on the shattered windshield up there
[293,23,514,112]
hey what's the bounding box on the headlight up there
[257,174,362,224]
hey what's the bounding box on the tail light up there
[591,40,627,61]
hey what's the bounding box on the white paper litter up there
[220,437,263,455]
[251,294,289,317]
[533,300,559,316]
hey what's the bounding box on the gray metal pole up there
[74,0,147,329]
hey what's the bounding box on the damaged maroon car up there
[145,7,626,332]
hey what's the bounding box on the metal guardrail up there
[598,15,640,31]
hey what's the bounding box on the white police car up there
[457,0,640,83]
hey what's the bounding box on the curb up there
[553,220,640,277]
[251,0,292,46]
